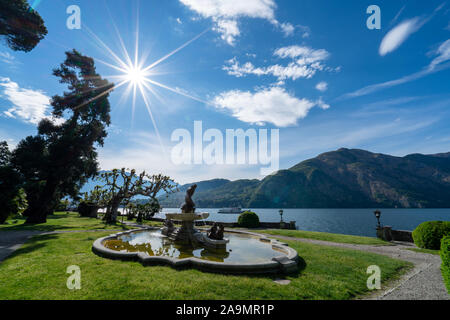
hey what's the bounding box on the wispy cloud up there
[212,86,329,127]
[390,5,406,27]
[342,39,450,99]
[179,0,298,45]
[0,52,16,65]
[0,77,57,125]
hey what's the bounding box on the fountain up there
[92,185,299,274]
[162,184,229,249]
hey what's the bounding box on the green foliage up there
[12,50,114,224]
[412,221,450,250]
[0,141,11,166]
[237,211,260,228]
[440,236,450,293]
[135,199,161,223]
[55,199,69,212]
[0,141,27,224]
[0,0,48,52]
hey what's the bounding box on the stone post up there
[382,226,393,242]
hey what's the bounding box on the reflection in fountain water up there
[103,230,282,263]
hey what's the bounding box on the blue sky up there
[1,0,450,184]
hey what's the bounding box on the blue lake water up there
[155,208,450,238]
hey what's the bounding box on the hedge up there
[440,235,450,293]
[412,221,450,250]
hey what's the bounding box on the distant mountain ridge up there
[158,148,450,209]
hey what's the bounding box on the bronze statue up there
[208,222,225,240]
[181,184,197,213]
[164,219,175,232]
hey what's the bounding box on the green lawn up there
[257,229,390,246]
[0,229,411,300]
[0,212,130,232]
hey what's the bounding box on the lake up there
[154,208,450,237]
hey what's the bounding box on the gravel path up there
[0,231,43,262]
[270,235,448,300]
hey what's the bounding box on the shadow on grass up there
[1,215,129,232]
[1,223,75,232]
[2,233,59,262]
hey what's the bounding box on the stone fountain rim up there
[92,227,299,274]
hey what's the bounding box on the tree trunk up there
[25,180,58,224]
[105,198,121,224]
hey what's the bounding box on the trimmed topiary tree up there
[440,235,450,293]
[412,221,450,250]
[238,211,260,228]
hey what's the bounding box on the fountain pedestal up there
[163,212,229,248]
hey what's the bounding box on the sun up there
[83,11,209,155]
[124,66,146,85]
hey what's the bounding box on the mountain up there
[159,148,450,208]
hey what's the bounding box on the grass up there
[257,229,391,246]
[405,248,440,255]
[0,231,411,300]
[0,212,131,232]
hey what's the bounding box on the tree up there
[97,168,177,224]
[0,0,47,52]
[135,200,161,223]
[0,141,27,224]
[0,141,11,166]
[12,50,114,224]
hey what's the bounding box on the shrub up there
[77,201,99,218]
[412,221,450,250]
[238,211,260,228]
[440,236,450,293]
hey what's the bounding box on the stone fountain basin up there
[165,212,210,221]
[92,227,299,275]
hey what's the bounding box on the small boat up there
[218,208,243,214]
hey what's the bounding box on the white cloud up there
[213,19,240,45]
[212,86,330,127]
[223,45,334,81]
[176,18,182,24]
[274,45,329,61]
[180,0,276,20]
[0,77,55,125]
[279,22,295,36]
[379,17,426,56]
[315,81,328,92]
[379,4,446,57]
[179,0,297,45]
